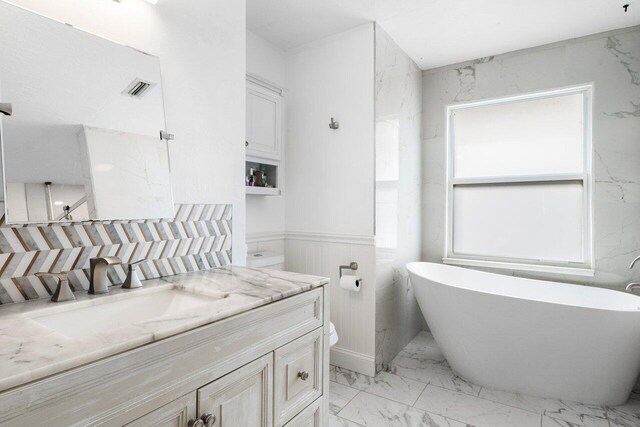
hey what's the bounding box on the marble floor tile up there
[333,366,376,391]
[546,415,611,427]
[389,352,480,397]
[414,384,542,427]
[606,398,640,427]
[542,414,611,427]
[478,387,609,426]
[544,403,609,427]
[541,415,589,427]
[329,414,365,427]
[332,334,634,427]
[392,340,448,363]
[339,391,472,427]
[407,330,439,349]
[329,381,360,415]
[362,371,427,406]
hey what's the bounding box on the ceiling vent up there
[122,78,155,99]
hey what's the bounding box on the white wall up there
[285,24,375,237]
[246,30,286,88]
[422,26,640,289]
[6,0,247,263]
[245,30,286,246]
[284,24,377,376]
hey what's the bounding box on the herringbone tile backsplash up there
[0,204,232,304]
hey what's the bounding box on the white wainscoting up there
[246,232,285,258]
[285,235,376,377]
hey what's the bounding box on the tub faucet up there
[89,256,121,294]
[627,283,640,294]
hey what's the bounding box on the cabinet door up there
[246,82,281,160]
[283,397,323,427]
[197,353,273,427]
[124,392,197,427]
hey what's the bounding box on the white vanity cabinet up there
[197,353,273,427]
[0,286,329,427]
[284,398,323,427]
[274,329,323,426]
[246,80,282,161]
[124,393,197,427]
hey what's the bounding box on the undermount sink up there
[26,285,228,339]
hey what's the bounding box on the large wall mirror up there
[0,1,174,224]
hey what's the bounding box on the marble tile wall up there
[374,25,426,372]
[0,203,232,304]
[422,26,640,290]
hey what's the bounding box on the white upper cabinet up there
[246,80,282,160]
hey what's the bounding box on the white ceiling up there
[247,0,640,69]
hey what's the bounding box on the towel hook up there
[339,262,358,278]
[329,117,340,130]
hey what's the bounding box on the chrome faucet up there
[89,256,121,294]
[626,256,640,294]
[626,283,640,294]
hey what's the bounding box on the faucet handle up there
[129,259,147,268]
[122,259,147,289]
[35,272,75,302]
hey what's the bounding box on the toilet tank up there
[246,251,285,270]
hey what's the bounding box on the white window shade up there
[452,93,584,178]
[446,86,593,275]
[452,182,584,262]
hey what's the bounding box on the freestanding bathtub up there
[407,262,640,406]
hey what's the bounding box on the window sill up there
[442,257,595,277]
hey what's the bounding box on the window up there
[444,85,593,276]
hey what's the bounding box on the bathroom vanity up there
[0,266,330,426]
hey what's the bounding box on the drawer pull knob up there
[201,414,216,427]
[298,371,310,381]
[188,419,205,427]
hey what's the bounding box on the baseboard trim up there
[330,347,376,377]
[286,232,375,246]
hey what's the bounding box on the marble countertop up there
[0,266,329,393]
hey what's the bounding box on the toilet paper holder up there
[339,262,358,277]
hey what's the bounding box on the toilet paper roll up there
[340,275,362,292]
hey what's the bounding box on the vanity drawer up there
[273,328,323,426]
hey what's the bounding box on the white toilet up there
[329,321,338,347]
[247,250,339,347]
[246,250,285,270]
